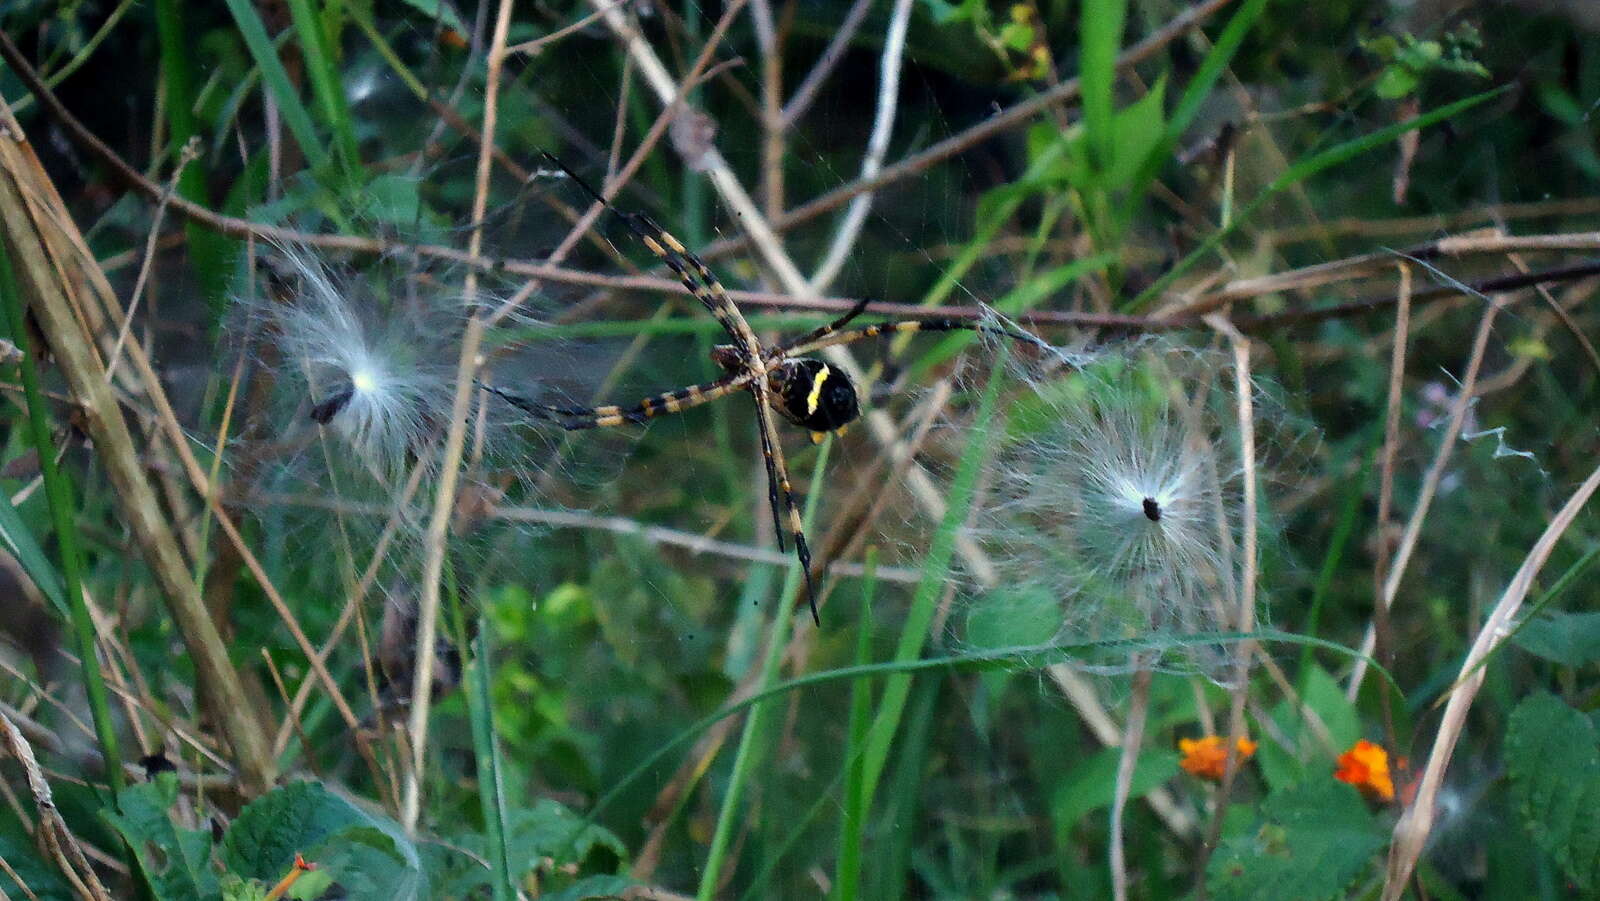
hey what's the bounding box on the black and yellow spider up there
[486,153,1035,624]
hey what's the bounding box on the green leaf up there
[500,798,625,875]
[0,487,68,617]
[220,873,270,901]
[423,799,624,897]
[1257,665,1360,791]
[103,773,219,901]
[1104,77,1168,189]
[1506,693,1600,889]
[1207,780,1386,901]
[223,781,426,900]
[1051,79,1168,194]
[1079,0,1128,174]
[359,174,422,227]
[965,586,1060,649]
[0,821,74,900]
[1512,611,1600,666]
[1051,747,1179,828]
[285,0,360,169]
[1375,66,1421,99]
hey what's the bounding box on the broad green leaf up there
[1512,611,1600,666]
[1257,665,1360,792]
[1207,780,1386,901]
[103,774,218,901]
[500,799,625,870]
[0,822,73,900]
[965,586,1060,649]
[223,781,426,900]
[1375,67,1422,99]
[1051,747,1179,828]
[359,174,422,227]
[1506,693,1600,889]
[423,799,625,897]
[220,874,270,901]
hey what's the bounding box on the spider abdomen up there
[773,358,859,433]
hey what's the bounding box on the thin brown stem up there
[778,0,874,128]
[506,0,632,56]
[0,100,276,793]
[1110,664,1154,901]
[1381,459,1600,899]
[401,0,516,833]
[699,0,1238,258]
[1193,314,1259,892]
[1348,293,1504,697]
[1370,263,1411,751]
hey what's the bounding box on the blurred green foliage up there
[0,0,1597,898]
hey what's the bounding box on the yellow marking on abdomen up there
[805,365,832,416]
[596,414,625,427]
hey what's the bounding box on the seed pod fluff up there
[966,343,1293,678]
[251,245,456,475]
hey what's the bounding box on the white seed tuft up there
[965,342,1296,678]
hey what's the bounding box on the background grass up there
[0,0,1598,898]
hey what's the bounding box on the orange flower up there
[1178,735,1258,781]
[1334,739,1395,802]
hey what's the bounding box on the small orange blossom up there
[1334,739,1395,802]
[1178,735,1258,781]
[264,854,317,901]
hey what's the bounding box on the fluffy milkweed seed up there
[241,246,459,476]
[964,342,1300,679]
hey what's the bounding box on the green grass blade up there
[0,235,123,793]
[875,679,940,901]
[1080,0,1129,174]
[833,549,879,901]
[448,564,513,901]
[1298,440,1374,683]
[697,436,836,900]
[568,627,1393,866]
[222,0,331,170]
[153,0,235,306]
[856,350,1010,820]
[285,0,361,171]
[0,489,68,618]
[1130,0,1269,200]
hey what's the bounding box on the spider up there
[485,153,1036,624]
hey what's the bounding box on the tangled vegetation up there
[0,0,1597,898]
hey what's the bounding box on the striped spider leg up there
[495,157,1052,623]
[531,153,821,623]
